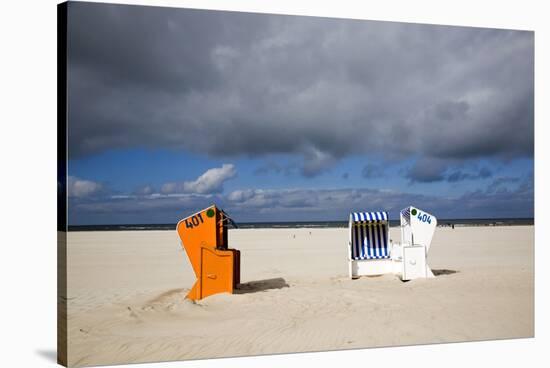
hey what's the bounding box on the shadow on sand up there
[235,277,289,294]
[35,349,57,363]
[432,269,458,276]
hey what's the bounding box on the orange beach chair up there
[176,205,240,300]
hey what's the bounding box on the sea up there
[68,218,534,231]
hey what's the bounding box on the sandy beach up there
[63,226,534,367]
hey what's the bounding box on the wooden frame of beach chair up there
[348,211,394,279]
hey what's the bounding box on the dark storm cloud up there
[486,176,522,193]
[446,167,492,183]
[68,2,534,176]
[406,157,494,183]
[405,158,448,183]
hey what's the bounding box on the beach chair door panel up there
[200,248,235,299]
[402,246,427,280]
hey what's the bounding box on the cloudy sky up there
[66,2,534,225]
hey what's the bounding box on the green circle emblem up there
[206,208,215,218]
[411,208,417,216]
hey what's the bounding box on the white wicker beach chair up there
[348,206,437,280]
[348,211,393,278]
[397,206,437,279]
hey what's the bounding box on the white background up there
[0,0,548,367]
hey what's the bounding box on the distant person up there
[452,224,455,229]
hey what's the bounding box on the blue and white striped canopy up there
[400,207,412,225]
[350,211,388,223]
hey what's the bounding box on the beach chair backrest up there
[400,206,437,251]
[349,212,390,260]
